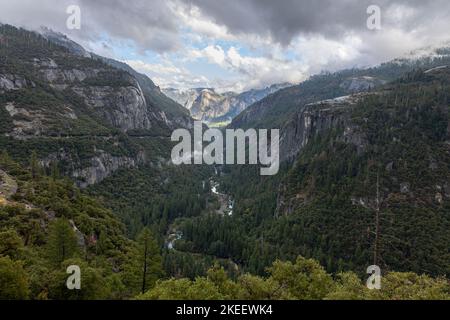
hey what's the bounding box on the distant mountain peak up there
[162,83,292,126]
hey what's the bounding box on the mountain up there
[0,24,214,251]
[162,87,207,110]
[0,25,193,188]
[230,45,450,130]
[2,152,447,300]
[0,153,167,299]
[39,27,92,58]
[2,23,450,296]
[216,60,450,276]
[163,83,291,126]
[39,28,191,128]
[277,66,450,275]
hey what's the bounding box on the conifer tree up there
[138,228,163,294]
[46,218,79,266]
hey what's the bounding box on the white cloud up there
[125,59,211,89]
[171,2,233,41]
[2,0,450,92]
[125,60,183,75]
[186,36,365,92]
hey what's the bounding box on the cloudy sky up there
[1,0,450,92]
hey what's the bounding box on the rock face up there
[163,83,291,125]
[72,84,154,132]
[31,56,163,132]
[37,28,192,132]
[163,87,204,110]
[274,93,372,216]
[0,74,35,91]
[71,151,146,188]
[0,24,194,187]
[279,95,367,162]
[40,149,146,187]
[230,45,450,130]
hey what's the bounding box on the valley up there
[163,83,291,126]
[0,23,449,300]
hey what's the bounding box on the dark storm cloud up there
[1,0,449,52]
[0,0,182,53]
[78,0,181,52]
[182,0,450,45]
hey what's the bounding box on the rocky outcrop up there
[31,57,189,133]
[72,151,145,188]
[163,83,291,125]
[72,84,154,132]
[0,74,35,91]
[0,25,195,188]
[163,87,204,110]
[4,102,78,139]
[275,94,369,215]
[42,150,146,188]
[279,94,367,162]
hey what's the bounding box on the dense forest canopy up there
[0,24,449,300]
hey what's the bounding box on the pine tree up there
[123,228,163,295]
[0,150,11,167]
[50,161,60,181]
[29,151,41,179]
[0,257,29,299]
[46,218,79,266]
[138,228,163,294]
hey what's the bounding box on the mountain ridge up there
[163,83,292,126]
[230,44,450,131]
[0,24,192,188]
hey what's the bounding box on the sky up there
[1,0,450,93]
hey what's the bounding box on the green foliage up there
[138,278,224,300]
[195,67,450,279]
[0,156,135,299]
[45,218,80,266]
[89,163,213,238]
[0,256,29,299]
[46,259,111,300]
[368,272,450,300]
[325,271,450,300]
[268,257,335,300]
[0,229,24,259]
[140,256,450,300]
[122,228,164,294]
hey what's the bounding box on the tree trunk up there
[142,241,148,294]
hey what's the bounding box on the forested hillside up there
[210,66,450,278]
[1,154,448,300]
[231,48,450,130]
[1,24,449,300]
[0,152,165,299]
